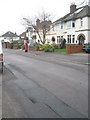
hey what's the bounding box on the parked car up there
[0,40,3,72]
[83,42,90,53]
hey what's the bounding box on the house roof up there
[53,5,90,24]
[2,31,19,37]
[20,31,26,37]
[53,13,70,24]
[36,20,52,30]
[64,5,90,22]
[40,20,52,29]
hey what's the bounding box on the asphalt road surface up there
[2,49,88,118]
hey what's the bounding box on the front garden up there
[9,41,66,54]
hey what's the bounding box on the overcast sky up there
[0,0,85,35]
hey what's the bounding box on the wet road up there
[2,49,88,118]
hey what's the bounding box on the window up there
[56,23,60,30]
[72,20,75,28]
[80,18,83,27]
[67,35,71,43]
[52,25,54,31]
[72,35,75,43]
[56,22,63,30]
[47,38,50,43]
[61,36,63,39]
[67,21,71,29]
[57,36,64,44]
[61,23,63,29]
[57,36,61,44]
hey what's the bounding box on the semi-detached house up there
[46,2,90,45]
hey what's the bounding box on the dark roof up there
[20,31,26,37]
[53,5,90,23]
[2,31,19,37]
[40,20,52,29]
[36,20,52,30]
[64,5,90,22]
[53,13,70,24]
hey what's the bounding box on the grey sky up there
[0,0,86,35]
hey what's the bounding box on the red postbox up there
[25,42,28,52]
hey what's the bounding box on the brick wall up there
[66,44,83,54]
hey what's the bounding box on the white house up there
[46,2,90,45]
[1,31,20,43]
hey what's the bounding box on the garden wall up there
[66,44,83,54]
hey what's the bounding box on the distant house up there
[46,2,90,45]
[19,31,27,45]
[1,31,19,43]
[20,28,36,46]
[25,19,52,45]
[35,19,52,44]
[20,31,27,40]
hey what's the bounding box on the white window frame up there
[56,22,63,30]
[57,36,64,44]
[72,20,75,28]
[72,35,75,44]
[67,21,71,29]
[67,35,71,44]
[61,23,63,29]
[57,36,61,44]
[80,18,83,27]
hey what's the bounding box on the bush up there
[13,44,18,49]
[21,45,25,50]
[10,43,13,49]
[53,44,59,49]
[33,43,41,51]
[13,41,18,44]
[10,41,20,49]
[40,44,48,51]
[39,44,55,52]
[18,44,21,49]
[44,44,55,52]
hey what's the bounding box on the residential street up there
[2,49,88,118]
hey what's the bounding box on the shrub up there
[21,45,25,50]
[33,43,42,51]
[18,44,21,49]
[13,41,18,44]
[44,44,55,52]
[10,43,13,49]
[39,44,47,51]
[53,44,59,49]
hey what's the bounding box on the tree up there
[22,11,52,44]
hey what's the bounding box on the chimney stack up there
[36,19,40,28]
[70,2,76,14]
[87,0,90,6]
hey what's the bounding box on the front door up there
[78,35,85,45]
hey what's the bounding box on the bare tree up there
[22,11,52,44]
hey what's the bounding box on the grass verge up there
[54,48,66,53]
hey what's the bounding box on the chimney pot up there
[36,19,40,28]
[70,3,76,14]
